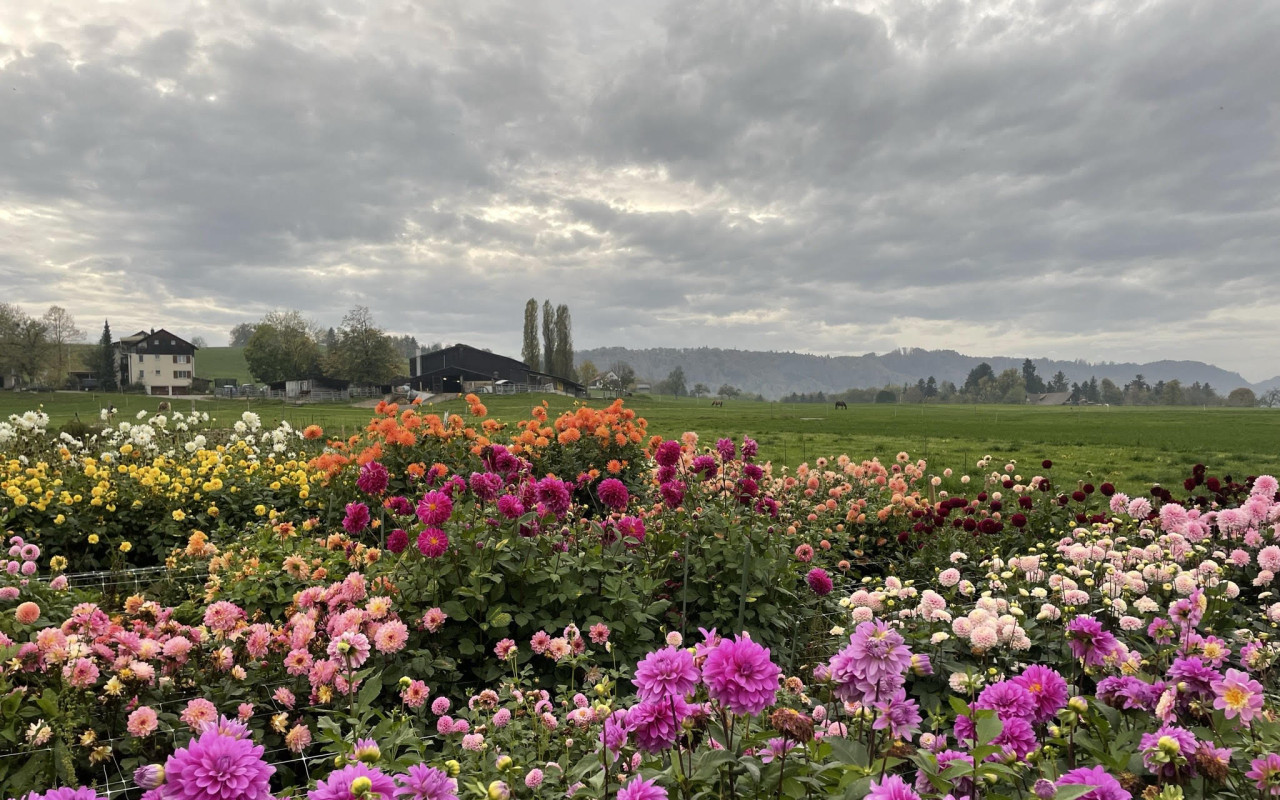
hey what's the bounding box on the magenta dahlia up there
[701,634,781,716]
[163,729,274,800]
[633,646,700,701]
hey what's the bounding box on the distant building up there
[1025,391,1072,406]
[118,329,198,396]
[408,343,585,396]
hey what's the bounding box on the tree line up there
[0,303,88,389]
[781,358,1270,406]
[232,307,424,385]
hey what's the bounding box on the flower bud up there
[495,755,513,771]
[446,760,461,777]
[488,780,511,800]
[134,764,165,790]
[350,776,373,797]
[1068,696,1087,713]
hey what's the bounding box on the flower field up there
[2,398,1280,800]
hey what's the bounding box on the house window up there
[155,370,161,375]
[173,355,191,364]
[138,371,144,380]
[174,370,192,379]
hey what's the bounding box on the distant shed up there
[1026,391,1072,406]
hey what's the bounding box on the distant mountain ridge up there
[577,346,1269,400]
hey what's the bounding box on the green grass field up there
[194,346,255,383]
[3,391,1277,493]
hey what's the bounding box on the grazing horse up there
[711,399,724,407]
[834,400,848,409]
[156,400,171,413]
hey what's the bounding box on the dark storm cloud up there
[1,0,1278,378]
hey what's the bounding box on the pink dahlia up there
[343,502,371,534]
[417,528,449,558]
[806,568,833,596]
[357,461,390,495]
[395,764,459,800]
[1212,668,1265,724]
[654,440,682,467]
[867,774,921,800]
[1248,753,1280,796]
[386,529,408,554]
[627,696,692,752]
[416,491,453,525]
[17,790,107,800]
[179,698,218,730]
[701,634,781,716]
[536,476,572,516]
[202,601,245,633]
[127,706,159,737]
[633,646,700,701]
[617,775,668,800]
[1012,665,1069,724]
[974,680,1036,722]
[1056,765,1131,800]
[827,619,912,703]
[597,478,629,511]
[164,729,274,800]
[374,620,409,654]
[1066,615,1118,667]
[309,763,395,800]
[328,631,372,668]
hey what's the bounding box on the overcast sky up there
[3,1,1278,379]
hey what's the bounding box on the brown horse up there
[711,399,724,407]
[834,400,848,409]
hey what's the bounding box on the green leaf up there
[1056,785,1102,800]
[357,674,384,707]
[975,712,1004,745]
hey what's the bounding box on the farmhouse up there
[408,343,586,397]
[1025,391,1072,406]
[117,329,198,396]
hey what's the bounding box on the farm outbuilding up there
[1026,391,1073,405]
[407,344,585,397]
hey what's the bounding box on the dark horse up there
[711,399,724,407]
[834,400,848,409]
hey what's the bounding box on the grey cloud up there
[1,0,1279,379]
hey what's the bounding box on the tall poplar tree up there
[553,304,574,379]
[541,299,555,376]
[521,299,540,370]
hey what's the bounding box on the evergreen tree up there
[522,299,540,371]
[553,304,574,379]
[1021,359,1045,394]
[963,363,995,394]
[541,300,555,376]
[95,320,118,391]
